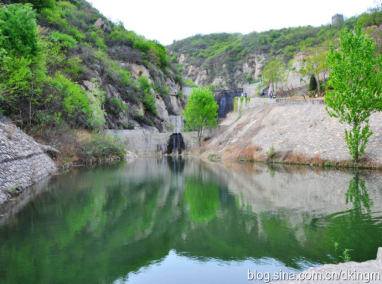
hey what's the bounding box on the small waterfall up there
[169,115,183,133]
[173,133,176,154]
[176,133,181,154]
[167,133,185,155]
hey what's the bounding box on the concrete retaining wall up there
[236,97,276,111]
[235,97,325,113]
[105,129,198,155]
[0,118,57,204]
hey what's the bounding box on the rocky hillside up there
[0,0,184,133]
[167,7,382,90]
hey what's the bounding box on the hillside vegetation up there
[0,0,184,165]
[168,5,382,89]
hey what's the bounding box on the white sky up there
[89,0,377,46]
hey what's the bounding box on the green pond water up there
[0,158,382,283]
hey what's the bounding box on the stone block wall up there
[0,119,57,204]
[236,97,276,111]
[105,129,197,155]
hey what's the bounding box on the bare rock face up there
[254,54,266,79]
[179,51,268,87]
[94,18,111,32]
[82,80,106,126]
[155,94,170,123]
[195,70,208,86]
[119,62,152,83]
[243,62,255,74]
[178,53,186,64]
[105,84,121,99]
[211,76,227,88]
[165,96,182,116]
[166,78,180,96]
[82,80,97,92]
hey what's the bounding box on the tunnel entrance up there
[167,133,185,155]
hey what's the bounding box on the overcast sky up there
[89,0,377,46]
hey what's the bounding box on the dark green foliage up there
[308,74,317,92]
[0,4,39,58]
[80,134,125,159]
[133,112,153,126]
[138,76,157,115]
[105,97,128,115]
[4,0,56,11]
[24,0,55,10]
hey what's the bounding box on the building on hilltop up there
[332,14,344,26]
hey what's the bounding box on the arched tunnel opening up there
[167,133,185,155]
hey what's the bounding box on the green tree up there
[308,74,317,92]
[302,47,329,95]
[325,25,382,163]
[182,87,219,146]
[262,57,285,92]
[0,3,46,125]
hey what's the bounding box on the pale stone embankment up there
[275,248,382,284]
[203,99,382,165]
[0,117,57,204]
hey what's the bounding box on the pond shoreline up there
[275,248,382,283]
[200,102,382,169]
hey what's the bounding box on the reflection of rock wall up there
[203,161,382,218]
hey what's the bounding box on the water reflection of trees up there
[1,161,382,284]
[346,173,372,215]
[319,172,381,262]
[184,177,220,223]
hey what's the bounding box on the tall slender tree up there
[325,25,382,163]
[182,87,219,146]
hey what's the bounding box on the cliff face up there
[0,117,57,204]
[0,2,186,135]
[171,51,267,88]
[80,58,184,132]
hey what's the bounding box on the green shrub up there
[105,97,128,115]
[0,3,40,58]
[138,76,157,115]
[309,74,317,92]
[266,146,276,159]
[80,134,125,160]
[93,50,132,92]
[234,97,238,111]
[132,112,153,126]
[63,56,86,80]
[152,82,169,98]
[21,0,56,11]
[39,6,68,28]
[50,31,77,49]
[49,72,99,127]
